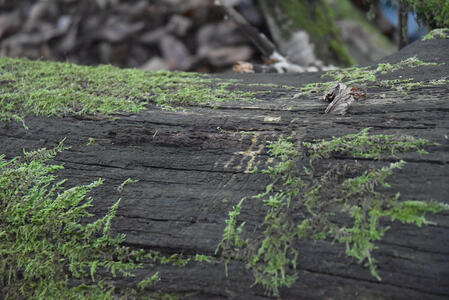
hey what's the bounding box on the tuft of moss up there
[217,129,448,296]
[0,141,141,298]
[303,127,437,159]
[423,28,449,40]
[0,56,256,123]
[294,56,444,98]
[0,142,214,299]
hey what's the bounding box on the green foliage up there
[217,129,448,296]
[0,57,257,123]
[402,0,449,28]
[363,1,449,28]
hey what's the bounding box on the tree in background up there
[366,0,449,48]
[401,0,449,28]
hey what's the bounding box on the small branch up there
[214,0,276,57]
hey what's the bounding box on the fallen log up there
[1,35,449,299]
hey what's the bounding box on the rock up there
[337,20,395,64]
[159,35,194,70]
[196,21,246,49]
[0,11,21,38]
[139,28,167,45]
[23,0,56,32]
[139,56,169,71]
[166,14,193,37]
[96,17,144,43]
[0,0,397,72]
[279,30,320,67]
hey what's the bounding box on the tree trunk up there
[1,39,449,299]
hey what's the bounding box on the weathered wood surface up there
[1,39,449,299]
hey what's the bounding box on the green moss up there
[0,143,215,299]
[0,57,257,123]
[0,142,138,298]
[86,137,96,146]
[294,56,444,98]
[423,28,449,40]
[162,293,180,300]
[217,129,448,296]
[379,77,449,95]
[303,127,437,159]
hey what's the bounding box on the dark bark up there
[1,39,449,299]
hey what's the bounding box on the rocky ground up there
[0,0,270,72]
[0,0,395,73]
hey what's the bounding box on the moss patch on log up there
[216,128,448,297]
[0,57,256,124]
[294,56,448,98]
[423,28,449,40]
[0,143,214,299]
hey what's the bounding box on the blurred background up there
[0,0,433,73]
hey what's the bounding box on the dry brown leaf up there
[232,60,254,73]
[324,83,366,115]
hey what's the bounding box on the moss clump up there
[294,56,444,98]
[216,129,448,296]
[0,142,213,299]
[0,57,256,123]
[303,127,437,159]
[0,141,142,298]
[423,28,449,40]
